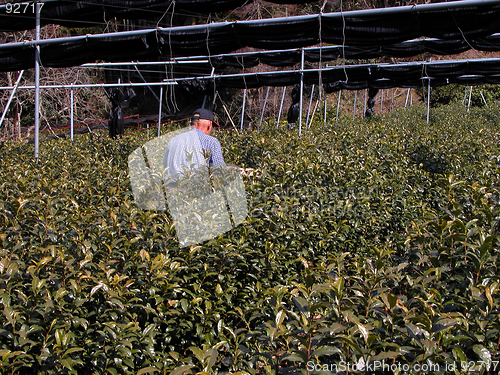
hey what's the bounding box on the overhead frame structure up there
[2,0,500,153]
[1,0,500,71]
[3,57,498,141]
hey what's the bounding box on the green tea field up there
[1,103,499,374]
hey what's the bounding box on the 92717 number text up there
[5,2,44,14]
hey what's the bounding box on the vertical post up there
[480,91,488,107]
[277,86,286,128]
[467,86,473,112]
[391,88,394,112]
[363,88,367,116]
[70,86,74,141]
[258,87,270,131]
[157,85,163,137]
[0,70,24,128]
[34,0,41,158]
[426,78,431,124]
[405,88,410,107]
[305,84,315,128]
[240,88,246,131]
[380,89,383,113]
[298,48,304,136]
[335,90,341,122]
[323,89,327,126]
[352,90,357,120]
[211,86,217,109]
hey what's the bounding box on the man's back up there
[163,129,206,181]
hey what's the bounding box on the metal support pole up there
[258,87,270,131]
[467,86,473,112]
[307,99,319,129]
[219,96,237,131]
[240,88,246,131]
[380,89,383,112]
[134,65,162,105]
[305,84,315,128]
[34,1,41,158]
[0,70,24,128]
[363,88,367,116]
[480,90,488,107]
[352,90,357,120]
[323,90,328,126]
[426,79,431,123]
[336,90,341,122]
[70,86,74,141]
[391,88,394,112]
[299,48,304,136]
[277,86,286,128]
[158,86,163,137]
[405,88,410,107]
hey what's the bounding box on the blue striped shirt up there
[194,128,225,167]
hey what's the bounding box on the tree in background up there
[0,23,109,141]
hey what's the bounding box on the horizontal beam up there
[164,57,500,82]
[0,81,177,90]
[81,60,209,67]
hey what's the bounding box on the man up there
[163,108,225,184]
[158,108,246,247]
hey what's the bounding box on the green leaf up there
[169,365,196,375]
[292,296,309,320]
[203,347,218,369]
[432,317,457,333]
[0,350,25,361]
[472,345,491,364]
[275,310,286,327]
[452,347,467,364]
[169,351,180,361]
[370,351,401,361]
[281,352,306,363]
[311,346,341,357]
[60,358,74,371]
[180,299,188,313]
[137,366,159,375]
[216,284,223,294]
[188,347,204,363]
[63,347,84,357]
